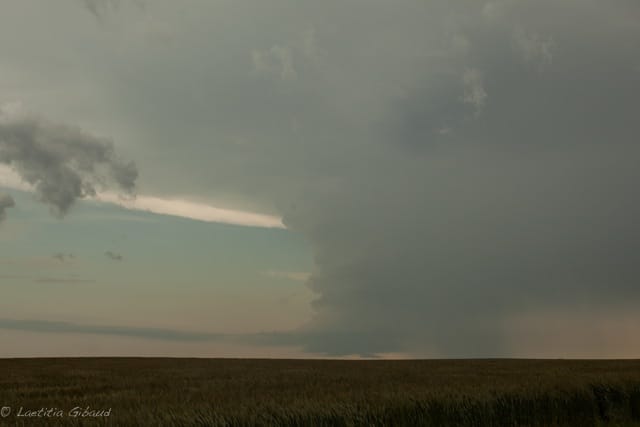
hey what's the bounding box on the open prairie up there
[0,358,639,426]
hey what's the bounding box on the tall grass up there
[0,358,639,426]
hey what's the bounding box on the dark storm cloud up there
[256,0,640,356]
[0,192,14,223]
[0,108,137,217]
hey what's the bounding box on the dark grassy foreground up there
[1,359,640,426]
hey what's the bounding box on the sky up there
[0,0,639,358]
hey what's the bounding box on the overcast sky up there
[1,0,639,358]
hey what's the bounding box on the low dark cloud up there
[0,318,222,342]
[0,192,14,223]
[0,107,137,218]
[0,317,357,351]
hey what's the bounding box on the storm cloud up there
[1,0,639,357]
[209,0,639,356]
[279,1,640,356]
[0,107,137,218]
[64,0,637,357]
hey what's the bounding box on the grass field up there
[1,358,639,426]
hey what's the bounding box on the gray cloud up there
[0,192,14,223]
[104,251,123,261]
[0,107,137,218]
[247,0,640,356]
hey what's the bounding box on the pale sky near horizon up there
[1,0,640,358]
